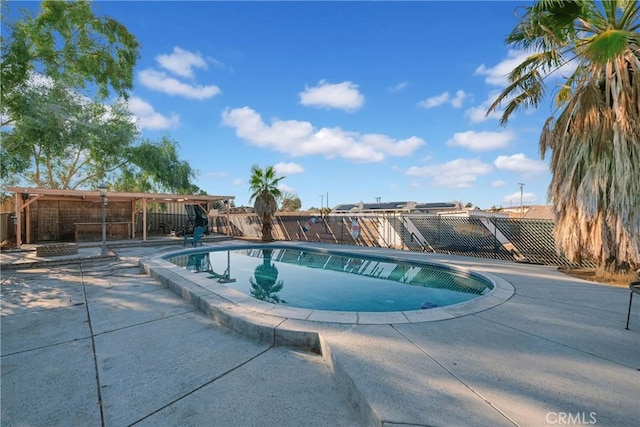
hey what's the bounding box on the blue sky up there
[10,1,560,210]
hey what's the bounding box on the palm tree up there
[488,0,639,282]
[249,164,284,242]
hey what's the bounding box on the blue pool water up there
[165,246,493,312]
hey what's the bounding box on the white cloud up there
[466,104,502,123]
[491,180,507,187]
[494,153,547,174]
[232,178,243,186]
[446,130,514,152]
[221,107,424,163]
[476,49,578,88]
[418,89,467,109]
[503,191,538,203]
[389,81,409,93]
[418,92,450,108]
[278,183,295,192]
[406,158,492,189]
[475,50,531,87]
[156,47,207,78]
[299,80,364,112]
[450,90,467,108]
[207,56,228,70]
[465,90,504,123]
[26,72,55,89]
[138,69,220,99]
[0,112,11,129]
[274,162,304,175]
[128,96,179,130]
[359,133,424,156]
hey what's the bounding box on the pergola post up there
[142,197,148,241]
[131,199,136,239]
[25,200,31,244]
[15,192,22,248]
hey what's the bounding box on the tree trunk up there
[261,213,273,242]
[595,259,639,284]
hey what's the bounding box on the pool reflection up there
[186,252,236,284]
[250,249,286,304]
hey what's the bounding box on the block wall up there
[36,243,79,257]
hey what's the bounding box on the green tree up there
[249,165,284,241]
[280,192,302,212]
[1,79,137,189]
[1,0,139,125]
[488,0,639,281]
[1,80,200,193]
[115,136,201,194]
[1,1,200,195]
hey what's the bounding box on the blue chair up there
[184,226,205,247]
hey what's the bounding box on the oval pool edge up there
[139,240,515,351]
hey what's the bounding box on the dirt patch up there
[1,238,17,250]
[235,237,272,243]
[558,267,632,288]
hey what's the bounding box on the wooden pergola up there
[7,187,235,248]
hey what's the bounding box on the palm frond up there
[579,29,635,64]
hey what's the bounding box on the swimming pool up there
[165,245,492,312]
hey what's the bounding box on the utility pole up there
[375,196,381,204]
[518,183,525,218]
[320,194,324,210]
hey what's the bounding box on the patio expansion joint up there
[90,307,201,338]
[125,345,275,426]
[0,334,93,358]
[513,291,633,317]
[390,322,519,427]
[473,311,639,371]
[79,264,106,427]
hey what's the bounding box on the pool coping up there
[139,240,515,352]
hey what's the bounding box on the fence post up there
[491,218,498,259]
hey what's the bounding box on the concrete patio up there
[1,240,638,426]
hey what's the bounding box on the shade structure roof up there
[6,187,234,204]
